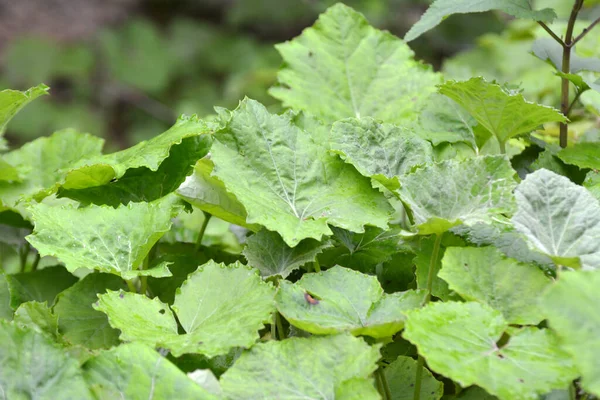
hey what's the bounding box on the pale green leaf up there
[53,273,126,349]
[532,38,600,73]
[0,271,11,320]
[0,320,93,400]
[220,334,381,400]
[276,266,424,337]
[211,98,392,247]
[541,270,600,396]
[403,302,577,400]
[335,378,381,399]
[95,261,276,357]
[330,118,433,190]
[385,356,443,400]
[584,170,600,202]
[13,301,59,339]
[83,343,218,399]
[557,142,600,170]
[176,157,260,230]
[243,229,331,278]
[0,84,49,136]
[270,3,441,124]
[397,156,517,235]
[6,265,77,309]
[405,0,556,42]
[439,246,550,324]
[26,197,179,279]
[439,78,566,147]
[512,169,600,269]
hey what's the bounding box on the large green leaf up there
[95,261,275,357]
[243,229,331,278]
[0,84,49,150]
[557,142,600,170]
[276,266,424,337]
[220,334,381,399]
[439,78,566,148]
[6,265,78,309]
[0,320,92,400]
[512,169,600,269]
[384,356,443,400]
[541,271,600,396]
[405,0,556,42]
[397,156,517,235]
[83,343,217,399]
[330,118,433,190]
[403,302,577,400]
[26,197,180,279]
[176,157,260,230]
[53,273,126,349]
[439,246,550,324]
[211,98,392,247]
[269,3,440,124]
[13,301,59,339]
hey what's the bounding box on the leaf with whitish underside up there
[403,302,577,400]
[512,169,600,269]
[6,265,78,309]
[83,343,218,399]
[243,229,331,278]
[439,246,550,324]
[26,197,179,279]
[220,335,381,400]
[95,261,276,358]
[0,320,93,400]
[405,0,556,42]
[385,356,443,400]
[330,118,433,190]
[276,266,425,337]
[176,157,260,230]
[211,98,392,247]
[439,77,566,146]
[53,273,126,349]
[541,271,600,396]
[557,142,600,170]
[532,38,600,74]
[269,3,441,124]
[397,156,517,235]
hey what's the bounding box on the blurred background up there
[0,0,598,150]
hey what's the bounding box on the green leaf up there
[512,169,600,269]
[584,170,600,202]
[557,142,600,170]
[26,197,179,279]
[0,271,12,320]
[6,265,78,309]
[176,157,260,230]
[330,118,434,190]
[439,246,550,324]
[384,355,443,400]
[397,156,517,235]
[220,334,381,399]
[541,270,600,396]
[95,261,276,357]
[439,78,567,147]
[83,343,218,399]
[0,84,49,136]
[0,320,93,399]
[243,229,331,278]
[414,236,458,301]
[53,273,126,349]
[532,38,600,73]
[276,266,424,337]
[405,0,555,42]
[403,302,577,400]
[211,98,392,247]
[13,301,59,339]
[269,3,441,124]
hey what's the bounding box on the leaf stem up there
[31,252,41,272]
[375,366,392,400]
[570,16,600,47]
[537,21,565,47]
[195,212,212,251]
[560,0,585,148]
[126,279,137,293]
[413,356,425,400]
[275,312,286,340]
[271,312,277,340]
[19,243,30,272]
[498,140,506,155]
[313,257,321,273]
[566,90,583,115]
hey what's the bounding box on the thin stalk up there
[19,243,30,272]
[375,366,392,400]
[570,16,600,47]
[560,0,585,148]
[566,91,583,115]
[126,279,137,293]
[313,257,321,273]
[271,312,277,340]
[414,233,443,400]
[195,212,212,251]
[275,312,286,340]
[537,21,565,47]
[498,140,506,155]
[31,252,41,272]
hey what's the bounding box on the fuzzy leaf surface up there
[211,99,392,247]
[270,3,440,124]
[557,142,600,170]
[276,266,424,337]
[385,356,443,400]
[220,335,381,400]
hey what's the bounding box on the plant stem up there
[313,257,321,273]
[498,140,506,155]
[570,16,600,47]
[537,21,565,47]
[271,312,277,340]
[413,356,425,400]
[31,253,41,272]
[126,279,137,293]
[560,0,585,148]
[567,91,583,115]
[375,366,392,400]
[195,212,212,251]
[19,243,30,272]
[275,312,286,340]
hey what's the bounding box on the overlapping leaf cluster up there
[1,2,600,399]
